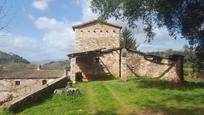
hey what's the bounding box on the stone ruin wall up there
[70,48,183,82]
[74,23,120,52]
[100,51,120,77]
[123,50,181,81]
[73,50,120,81]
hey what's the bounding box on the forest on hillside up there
[0,51,30,64]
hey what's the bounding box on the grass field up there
[1,78,204,115]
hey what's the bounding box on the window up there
[15,81,20,86]
[106,30,108,33]
[80,30,83,32]
[42,80,47,85]
[113,30,116,33]
[100,30,103,32]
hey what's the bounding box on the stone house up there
[0,70,63,103]
[68,20,184,83]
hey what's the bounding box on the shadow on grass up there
[133,78,204,90]
[95,110,117,115]
[139,100,204,115]
[91,75,116,81]
[12,93,54,113]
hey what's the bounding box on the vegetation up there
[1,78,204,114]
[0,108,11,115]
[45,60,70,67]
[91,0,204,77]
[120,27,139,50]
[0,51,30,64]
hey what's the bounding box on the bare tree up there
[0,0,13,32]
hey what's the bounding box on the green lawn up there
[1,78,204,115]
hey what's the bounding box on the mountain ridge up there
[0,50,30,64]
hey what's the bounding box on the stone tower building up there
[68,20,184,83]
[69,20,122,82]
[73,20,121,52]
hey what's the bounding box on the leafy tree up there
[163,49,174,56]
[91,0,204,74]
[120,27,138,50]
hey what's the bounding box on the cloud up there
[42,28,74,50]
[0,31,74,63]
[0,16,76,63]
[34,16,74,50]
[35,17,59,30]
[32,0,48,11]
[78,0,98,21]
[0,32,43,61]
[136,27,188,52]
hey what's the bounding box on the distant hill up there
[0,51,30,64]
[45,60,70,67]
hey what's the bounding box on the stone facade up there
[0,78,55,103]
[0,69,64,104]
[3,77,68,111]
[68,20,184,83]
[74,21,121,52]
[121,49,183,81]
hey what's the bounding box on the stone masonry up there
[73,20,121,52]
[68,20,184,83]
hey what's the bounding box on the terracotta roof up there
[72,20,122,30]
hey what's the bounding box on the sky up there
[0,0,189,63]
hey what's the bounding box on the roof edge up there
[72,20,122,30]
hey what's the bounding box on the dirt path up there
[84,85,98,114]
[103,83,136,114]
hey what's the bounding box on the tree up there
[91,0,204,74]
[163,49,174,56]
[120,27,138,50]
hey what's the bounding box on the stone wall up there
[121,49,183,82]
[70,50,120,82]
[3,77,68,112]
[69,48,183,82]
[0,78,56,103]
[75,23,120,52]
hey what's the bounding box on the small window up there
[93,30,96,33]
[100,30,103,32]
[80,30,83,32]
[42,80,47,85]
[95,57,100,63]
[106,30,108,33]
[88,30,90,32]
[113,30,116,33]
[15,81,20,85]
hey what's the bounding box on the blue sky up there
[0,0,188,63]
